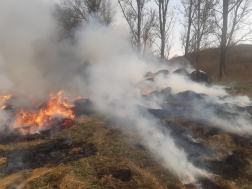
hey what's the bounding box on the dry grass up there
[0,173,22,188]
[0,115,182,189]
[171,44,252,82]
[0,158,6,166]
[169,118,252,189]
[2,112,252,188]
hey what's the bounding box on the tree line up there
[55,0,252,80]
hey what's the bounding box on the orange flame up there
[145,77,156,80]
[77,96,89,100]
[1,105,6,110]
[0,94,12,110]
[141,88,153,95]
[0,94,13,102]
[15,91,75,130]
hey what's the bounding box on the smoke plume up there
[0,0,252,183]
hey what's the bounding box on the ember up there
[141,87,153,96]
[77,96,89,100]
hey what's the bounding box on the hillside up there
[170,44,252,82]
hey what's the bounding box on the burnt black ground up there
[71,98,95,116]
[201,153,249,180]
[229,133,252,147]
[136,89,252,183]
[2,138,96,175]
[198,177,222,189]
[98,169,133,182]
[164,121,215,158]
[0,118,76,145]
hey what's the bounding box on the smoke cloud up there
[0,0,252,183]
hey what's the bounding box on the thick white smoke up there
[0,0,252,183]
[73,25,208,181]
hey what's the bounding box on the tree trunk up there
[160,1,165,59]
[219,0,228,80]
[137,0,141,53]
[185,0,193,56]
[196,0,201,64]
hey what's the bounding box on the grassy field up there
[0,78,252,188]
[170,44,252,83]
[213,82,252,89]
[1,113,252,188]
[0,115,182,189]
[212,82,252,97]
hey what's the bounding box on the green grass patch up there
[213,81,252,89]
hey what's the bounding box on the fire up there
[77,96,89,100]
[0,94,13,102]
[0,94,12,110]
[15,91,75,131]
[1,105,6,110]
[145,76,156,80]
[141,88,153,95]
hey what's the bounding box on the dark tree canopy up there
[55,0,115,36]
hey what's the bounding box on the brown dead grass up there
[59,175,94,189]
[0,158,6,165]
[0,173,22,188]
[0,167,54,189]
[0,115,182,189]
[69,147,83,155]
[1,114,252,189]
[19,168,54,188]
[86,156,168,189]
[169,118,252,189]
[171,44,252,82]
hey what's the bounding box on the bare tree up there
[185,0,193,56]
[179,0,195,55]
[164,11,175,59]
[180,0,217,62]
[156,0,169,59]
[55,0,115,36]
[154,0,175,60]
[219,0,228,80]
[214,0,252,79]
[118,0,155,53]
[180,0,216,61]
[191,0,217,63]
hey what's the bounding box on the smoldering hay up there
[0,0,252,183]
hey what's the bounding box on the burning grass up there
[0,91,90,144]
[1,106,252,188]
[15,91,75,134]
[0,115,183,189]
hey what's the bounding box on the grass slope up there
[170,44,252,82]
[1,86,252,189]
[0,115,182,189]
